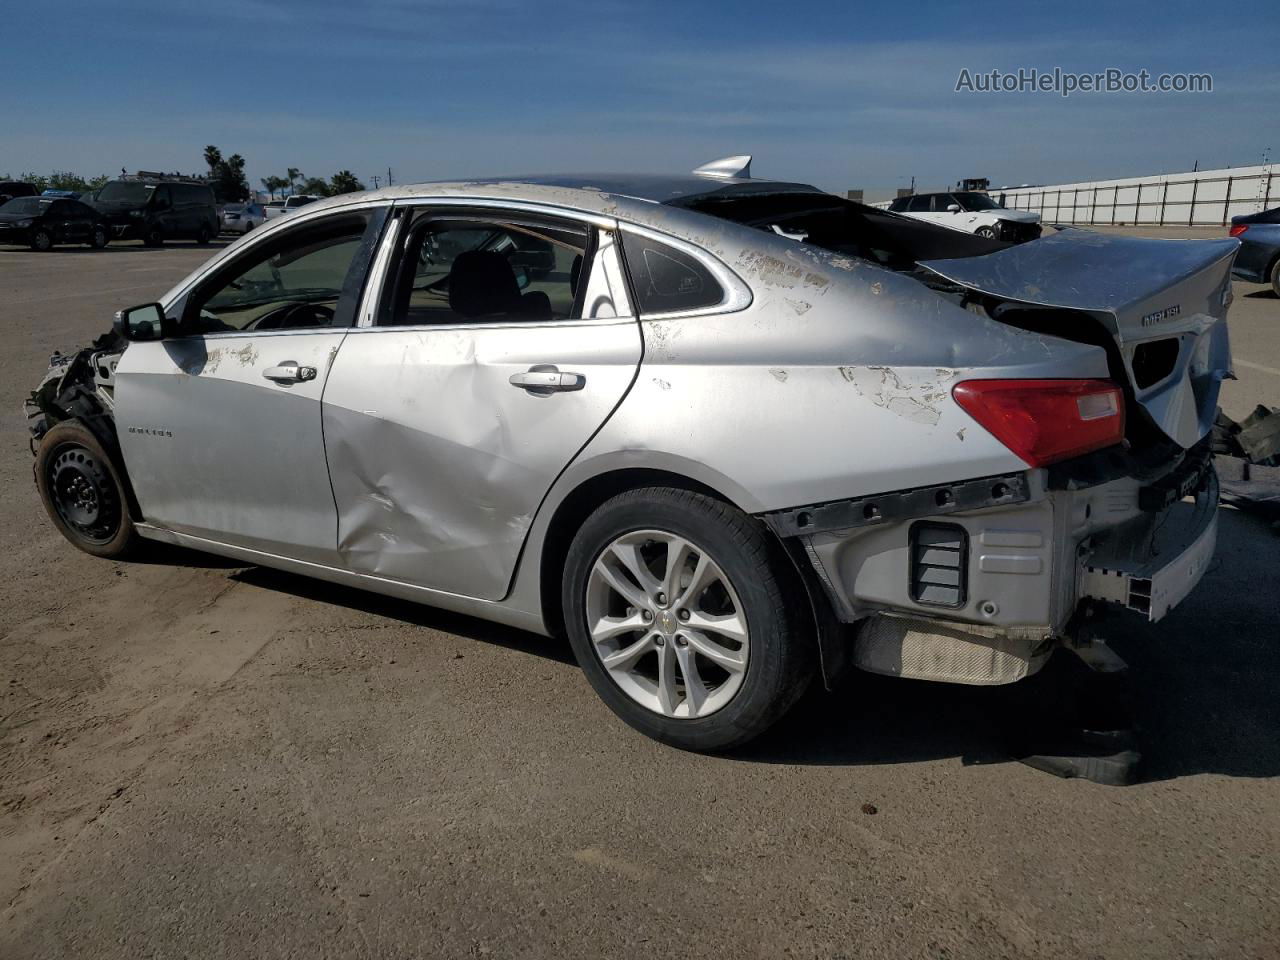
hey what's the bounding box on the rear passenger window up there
[620,231,724,315]
[381,216,589,326]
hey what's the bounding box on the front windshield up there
[96,181,157,204]
[955,192,1003,211]
[1,197,53,215]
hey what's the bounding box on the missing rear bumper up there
[1079,469,1218,621]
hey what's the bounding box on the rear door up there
[115,205,389,563]
[322,205,641,599]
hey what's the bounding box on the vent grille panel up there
[910,522,968,607]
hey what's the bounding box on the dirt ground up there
[1,228,1278,959]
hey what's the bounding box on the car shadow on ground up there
[182,506,1278,784]
[229,564,578,666]
[1242,289,1278,299]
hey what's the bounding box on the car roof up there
[287,172,829,229]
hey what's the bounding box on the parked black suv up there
[0,196,110,250]
[0,181,39,205]
[91,179,218,246]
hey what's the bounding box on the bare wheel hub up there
[585,529,749,719]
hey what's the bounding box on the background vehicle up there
[264,194,321,220]
[0,181,38,205]
[1230,206,1280,296]
[27,163,1231,751]
[90,178,218,246]
[889,190,1042,241]
[219,202,266,235]
[0,195,109,250]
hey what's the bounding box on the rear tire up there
[89,225,108,249]
[35,422,140,559]
[31,228,53,251]
[562,487,814,751]
[196,224,212,244]
[1270,257,1280,298]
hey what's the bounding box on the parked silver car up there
[219,202,266,235]
[26,157,1236,750]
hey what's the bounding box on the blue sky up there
[5,0,1278,197]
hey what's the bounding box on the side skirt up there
[134,523,550,636]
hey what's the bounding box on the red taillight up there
[952,379,1125,467]
[1229,224,1248,237]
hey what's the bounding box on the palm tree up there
[286,167,300,195]
[260,176,281,199]
[328,170,366,195]
[203,145,223,175]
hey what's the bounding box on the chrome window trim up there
[361,199,632,329]
[344,316,638,336]
[617,222,753,320]
[385,195,617,230]
[356,209,406,328]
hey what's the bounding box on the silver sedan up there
[27,157,1235,750]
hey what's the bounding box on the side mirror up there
[946,203,961,213]
[113,302,171,341]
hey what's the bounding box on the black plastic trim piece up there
[908,521,968,608]
[762,472,1029,539]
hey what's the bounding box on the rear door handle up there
[509,369,585,392]
[262,361,317,383]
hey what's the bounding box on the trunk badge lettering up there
[1141,304,1181,326]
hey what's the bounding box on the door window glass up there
[382,216,589,326]
[183,215,369,335]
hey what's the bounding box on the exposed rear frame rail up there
[761,472,1030,539]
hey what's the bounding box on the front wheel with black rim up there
[30,228,53,251]
[35,422,139,559]
[89,225,108,249]
[143,226,163,247]
[563,487,814,751]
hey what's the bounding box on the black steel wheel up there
[35,422,139,558]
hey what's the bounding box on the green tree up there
[286,167,300,195]
[299,176,331,197]
[18,172,49,192]
[202,145,249,203]
[328,170,365,195]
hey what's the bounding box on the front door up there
[115,206,388,564]
[322,207,641,600]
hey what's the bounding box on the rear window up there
[620,231,725,315]
[2,197,53,215]
[97,181,157,204]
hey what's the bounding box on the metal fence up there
[994,163,1276,227]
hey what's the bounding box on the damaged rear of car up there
[24,164,1239,758]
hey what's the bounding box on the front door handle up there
[509,369,585,392]
[262,361,317,384]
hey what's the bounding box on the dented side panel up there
[322,318,641,600]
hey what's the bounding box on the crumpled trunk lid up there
[920,230,1239,450]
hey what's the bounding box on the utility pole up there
[387,167,394,187]
[371,175,381,189]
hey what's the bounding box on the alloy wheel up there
[585,530,749,719]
